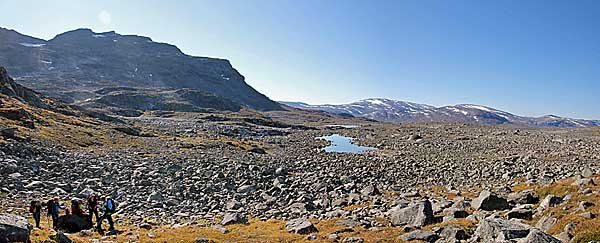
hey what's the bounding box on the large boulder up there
[506,207,533,220]
[471,190,511,211]
[519,229,562,243]
[286,218,317,234]
[439,225,469,241]
[0,214,32,243]
[221,212,247,226]
[535,215,558,233]
[51,232,74,243]
[57,214,92,233]
[572,178,595,187]
[537,195,562,213]
[473,218,531,242]
[389,200,434,227]
[508,189,540,205]
[399,230,439,242]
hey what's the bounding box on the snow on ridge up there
[460,104,495,112]
[19,43,45,47]
[445,107,469,115]
[93,34,106,38]
[363,99,386,106]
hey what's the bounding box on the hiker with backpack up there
[71,198,84,216]
[87,193,99,224]
[46,197,63,229]
[29,200,42,228]
[96,196,117,232]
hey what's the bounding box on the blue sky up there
[1,0,599,119]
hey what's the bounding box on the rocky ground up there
[1,109,600,242]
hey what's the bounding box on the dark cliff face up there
[0,66,45,108]
[0,28,281,111]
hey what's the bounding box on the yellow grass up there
[27,217,412,243]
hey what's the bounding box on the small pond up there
[324,124,360,129]
[316,134,377,154]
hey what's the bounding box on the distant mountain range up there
[281,98,600,128]
[0,27,281,113]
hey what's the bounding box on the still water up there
[316,134,377,154]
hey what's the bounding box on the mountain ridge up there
[0,27,281,112]
[280,98,600,128]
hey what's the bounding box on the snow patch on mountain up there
[280,99,600,128]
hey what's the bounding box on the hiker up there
[29,200,42,228]
[71,198,84,216]
[47,197,63,229]
[96,196,117,232]
[87,193,99,224]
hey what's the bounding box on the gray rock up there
[399,230,439,242]
[580,212,595,219]
[508,189,540,205]
[225,200,242,210]
[0,214,32,243]
[360,185,380,196]
[433,200,454,214]
[51,232,74,243]
[572,178,595,187]
[506,208,533,220]
[535,215,558,233]
[389,200,434,227]
[473,218,531,242]
[212,224,228,234]
[221,212,247,226]
[579,201,594,211]
[286,218,317,234]
[537,195,562,212]
[335,219,359,228]
[439,225,469,241]
[519,229,562,243]
[147,192,165,202]
[78,230,93,237]
[582,168,595,177]
[471,190,511,211]
[275,167,287,176]
[342,237,364,243]
[442,208,469,222]
[195,238,209,243]
[236,185,257,194]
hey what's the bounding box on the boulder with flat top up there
[57,214,92,233]
[0,214,32,243]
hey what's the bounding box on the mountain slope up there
[0,27,281,111]
[280,98,600,128]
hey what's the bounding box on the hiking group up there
[29,193,117,233]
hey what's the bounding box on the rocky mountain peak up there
[0,27,282,111]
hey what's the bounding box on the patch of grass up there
[572,231,600,243]
[536,182,574,198]
[26,217,409,243]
